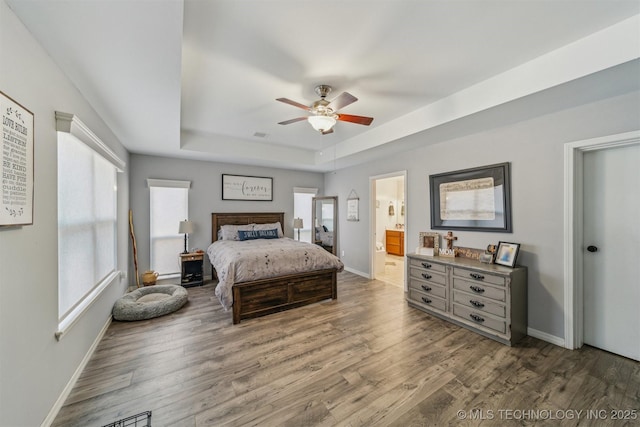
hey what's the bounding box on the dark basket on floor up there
[101,411,151,427]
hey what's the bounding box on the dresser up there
[385,229,404,256]
[406,253,527,346]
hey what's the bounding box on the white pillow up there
[219,224,254,241]
[317,230,333,246]
[252,222,283,238]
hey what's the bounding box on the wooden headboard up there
[211,212,285,242]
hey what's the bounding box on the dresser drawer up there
[453,278,506,302]
[453,267,505,287]
[453,290,506,318]
[453,304,506,335]
[408,258,446,274]
[409,278,446,299]
[409,289,447,312]
[409,268,446,285]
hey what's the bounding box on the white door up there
[583,143,640,360]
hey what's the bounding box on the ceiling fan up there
[276,85,373,135]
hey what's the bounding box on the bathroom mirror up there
[312,196,337,254]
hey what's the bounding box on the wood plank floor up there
[53,272,640,427]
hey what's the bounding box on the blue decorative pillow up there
[237,228,279,241]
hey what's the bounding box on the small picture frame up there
[418,232,440,256]
[479,252,494,264]
[495,241,520,267]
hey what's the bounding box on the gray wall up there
[326,90,640,340]
[0,2,130,426]
[129,154,324,279]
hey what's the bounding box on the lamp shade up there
[293,218,304,229]
[308,115,336,132]
[179,220,194,234]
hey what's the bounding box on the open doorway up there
[370,171,407,289]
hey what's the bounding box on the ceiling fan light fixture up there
[277,85,372,133]
[308,115,336,133]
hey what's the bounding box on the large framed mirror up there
[312,196,337,254]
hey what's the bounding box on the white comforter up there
[207,238,344,310]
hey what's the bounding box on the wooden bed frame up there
[210,212,338,324]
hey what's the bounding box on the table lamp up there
[293,218,303,241]
[179,220,194,253]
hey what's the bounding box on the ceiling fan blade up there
[321,128,334,135]
[276,98,311,111]
[278,117,308,125]
[328,92,357,111]
[337,114,374,126]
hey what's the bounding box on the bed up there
[208,212,344,324]
[314,225,334,253]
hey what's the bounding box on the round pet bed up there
[112,284,188,321]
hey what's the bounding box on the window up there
[148,179,190,277]
[293,187,317,243]
[56,112,124,338]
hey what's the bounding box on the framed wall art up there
[495,241,521,267]
[222,174,273,201]
[429,162,512,232]
[347,189,359,221]
[1,91,34,226]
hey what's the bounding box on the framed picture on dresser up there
[418,232,439,256]
[495,241,520,267]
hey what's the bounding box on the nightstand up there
[180,252,204,287]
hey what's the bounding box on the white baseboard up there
[343,266,370,278]
[527,327,565,347]
[41,316,112,427]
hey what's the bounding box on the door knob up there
[587,245,598,253]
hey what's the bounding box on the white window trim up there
[147,179,191,189]
[55,111,125,170]
[55,112,125,341]
[293,187,318,195]
[148,179,191,276]
[55,271,120,341]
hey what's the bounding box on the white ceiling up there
[6,0,640,171]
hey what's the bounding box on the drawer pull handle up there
[470,285,485,293]
[421,297,432,304]
[470,273,485,281]
[421,285,432,292]
[421,262,432,269]
[470,314,485,323]
[421,273,432,280]
[470,300,485,308]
